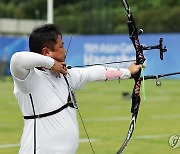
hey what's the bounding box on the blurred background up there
[0,0,180,78]
[0,0,180,154]
[0,0,180,34]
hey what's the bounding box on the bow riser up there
[131,77,141,114]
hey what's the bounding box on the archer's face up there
[45,36,66,62]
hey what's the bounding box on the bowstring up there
[65,2,96,153]
[77,108,96,154]
[65,3,82,59]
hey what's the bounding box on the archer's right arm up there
[10,52,54,80]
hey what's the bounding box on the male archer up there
[10,24,142,154]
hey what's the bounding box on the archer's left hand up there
[128,63,144,76]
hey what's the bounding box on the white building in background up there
[0,18,46,34]
[0,0,53,35]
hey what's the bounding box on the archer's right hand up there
[51,60,67,77]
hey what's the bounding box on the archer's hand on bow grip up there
[128,63,144,76]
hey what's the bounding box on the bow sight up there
[129,26,167,63]
[140,37,167,60]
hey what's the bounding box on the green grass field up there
[0,78,180,154]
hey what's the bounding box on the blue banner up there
[0,34,180,78]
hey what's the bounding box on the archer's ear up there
[41,47,50,56]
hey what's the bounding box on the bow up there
[65,1,172,153]
[116,0,167,153]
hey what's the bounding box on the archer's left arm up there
[69,65,135,89]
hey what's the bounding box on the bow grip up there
[131,75,141,114]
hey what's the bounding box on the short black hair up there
[29,24,62,53]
